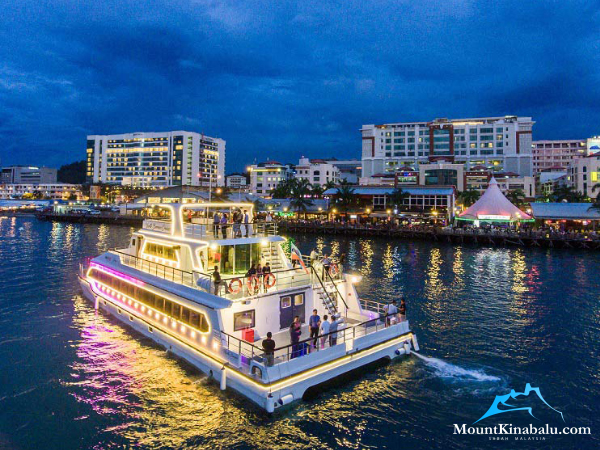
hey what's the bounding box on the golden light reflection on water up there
[96,224,110,252]
[358,240,373,277]
[452,247,465,290]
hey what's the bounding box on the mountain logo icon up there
[474,383,564,424]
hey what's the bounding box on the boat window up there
[172,304,181,319]
[88,269,210,334]
[181,307,190,324]
[281,296,291,308]
[144,243,177,261]
[294,294,304,306]
[234,310,255,331]
[209,244,263,275]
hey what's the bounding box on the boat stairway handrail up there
[310,265,348,317]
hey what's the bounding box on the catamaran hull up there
[79,276,416,412]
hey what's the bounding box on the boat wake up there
[412,352,500,382]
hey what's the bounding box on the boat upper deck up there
[139,202,278,241]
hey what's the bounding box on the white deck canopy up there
[459,177,532,221]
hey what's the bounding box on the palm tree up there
[270,179,295,198]
[388,187,409,209]
[552,185,586,203]
[505,189,526,207]
[334,181,356,213]
[458,189,480,207]
[588,184,600,214]
[290,178,313,218]
[311,183,325,199]
[324,180,337,191]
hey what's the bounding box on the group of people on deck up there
[261,310,346,366]
[212,210,253,239]
[383,298,407,326]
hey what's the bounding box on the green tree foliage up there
[58,160,87,184]
[458,189,481,207]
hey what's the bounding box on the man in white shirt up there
[386,300,398,326]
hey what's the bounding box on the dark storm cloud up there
[1,0,599,170]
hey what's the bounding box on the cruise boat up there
[78,202,418,412]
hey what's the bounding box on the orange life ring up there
[228,278,242,294]
[264,273,276,289]
[246,275,260,294]
[329,264,339,276]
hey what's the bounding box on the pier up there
[35,211,144,226]
[279,221,600,250]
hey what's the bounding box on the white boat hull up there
[79,276,415,411]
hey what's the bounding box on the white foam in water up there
[412,352,500,382]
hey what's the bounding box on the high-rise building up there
[294,157,340,186]
[1,166,57,184]
[86,131,225,187]
[531,139,587,173]
[361,116,535,178]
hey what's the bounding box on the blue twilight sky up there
[1,0,599,172]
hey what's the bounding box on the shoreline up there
[279,221,600,251]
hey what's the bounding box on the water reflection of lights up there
[358,240,373,276]
[68,296,233,447]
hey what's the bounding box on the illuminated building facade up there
[361,116,535,178]
[86,131,225,188]
[248,161,295,196]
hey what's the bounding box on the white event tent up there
[458,177,532,222]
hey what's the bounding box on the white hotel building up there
[361,116,535,179]
[294,157,340,187]
[86,131,225,188]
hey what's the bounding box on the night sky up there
[1,0,599,172]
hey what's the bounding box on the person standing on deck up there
[213,212,220,236]
[319,314,330,349]
[399,297,407,322]
[243,209,252,238]
[309,309,321,349]
[220,213,228,239]
[386,300,398,326]
[329,314,344,346]
[310,249,318,266]
[321,254,332,279]
[262,332,275,367]
[212,265,222,295]
[289,316,302,359]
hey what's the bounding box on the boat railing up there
[213,329,264,373]
[215,314,409,376]
[360,298,388,316]
[113,250,312,300]
[215,267,312,300]
[269,315,409,365]
[184,221,278,240]
[113,250,198,288]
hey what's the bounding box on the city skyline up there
[1,1,599,172]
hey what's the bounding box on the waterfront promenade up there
[280,220,600,250]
